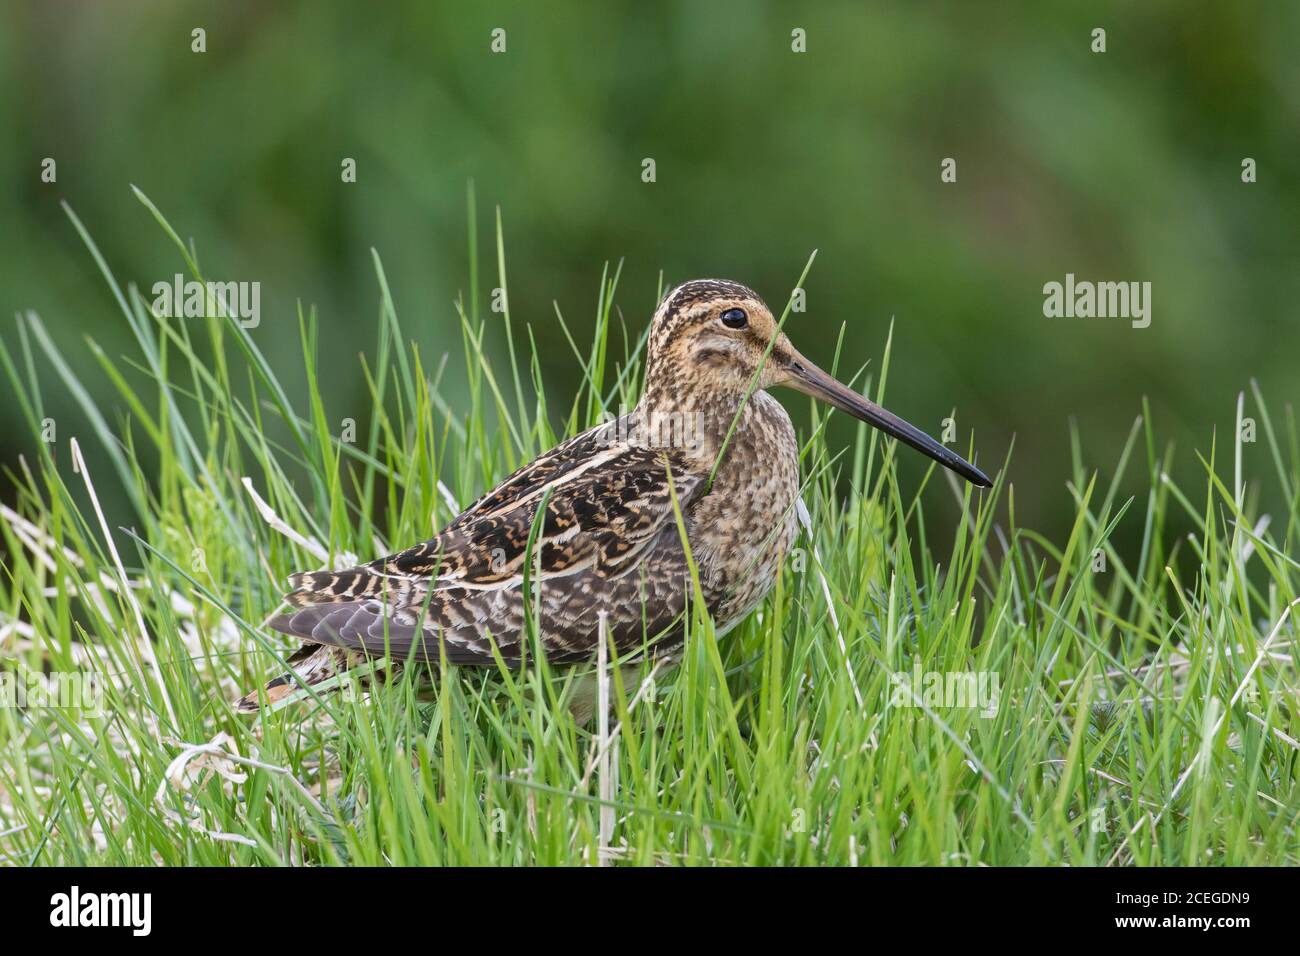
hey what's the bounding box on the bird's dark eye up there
[720,308,748,329]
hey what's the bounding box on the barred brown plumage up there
[236,279,990,715]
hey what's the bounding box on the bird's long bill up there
[785,355,993,488]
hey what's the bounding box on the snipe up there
[238,279,990,712]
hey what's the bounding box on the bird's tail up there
[235,562,407,713]
[235,641,399,713]
[282,563,417,607]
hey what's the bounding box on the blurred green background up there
[3,0,1297,545]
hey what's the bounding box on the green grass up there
[1,187,1298,866]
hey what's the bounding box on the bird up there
[236,279,991,715]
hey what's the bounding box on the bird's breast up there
[685,391,802,621]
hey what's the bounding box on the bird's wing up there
[269,422,707,666]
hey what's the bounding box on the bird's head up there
[641,278,991,487]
